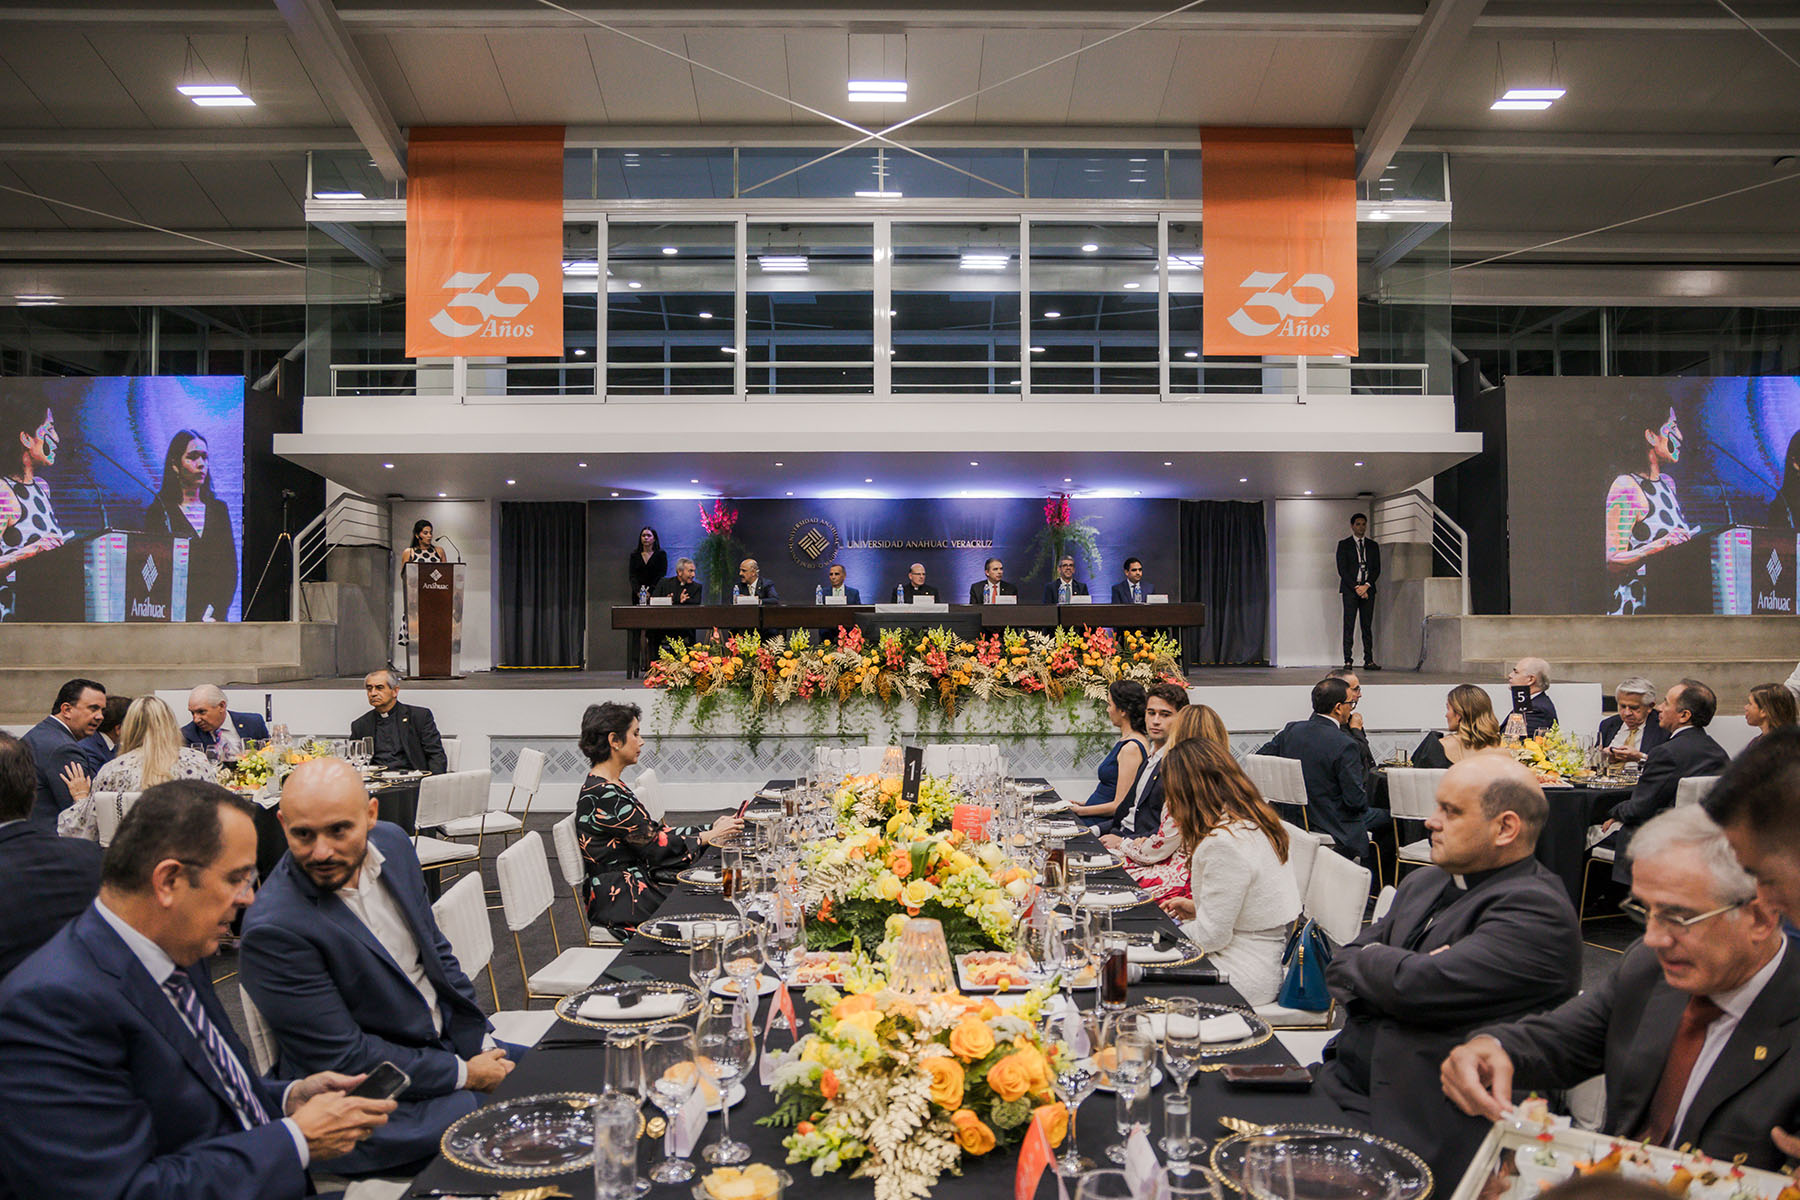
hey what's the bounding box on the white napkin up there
[666,1089,707,1157]
[577,991,690,1021]
[1197,1012,1253,1044]
[1074,854,1117,869]
[652,918,738,940]
[1127,943,1185,964]
[1081,889,1141,908]
[686,869,723,883]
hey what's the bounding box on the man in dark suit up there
[350,670,447,775]
[896,562,939,603]
[242,759,515,1174]
[736,558,779,603]
[1606,679,1730,883]
[22,677,106,829]
[75,694,130,776]
[1443,803,1800,1169]
[819,563,861,604]
[969,557,1018,604]
[1598,676,1670,764]
[1506,657,1559,736]
[1099,682,1187,840]
[1041,556,1090,604]
[1336,513,1381,669]
[181,685,272,756]
[1257,678,1379,859]
[0,732,101,981]
[1110,557,1149,604]
[650,556,705,656]
[0,780,393,1200]
[1319,754,1581,1184]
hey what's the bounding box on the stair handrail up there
[291,494,389,621]
[1373,489,1470,615]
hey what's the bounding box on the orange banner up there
[1201,128,1358,357]
[405,126,564,359]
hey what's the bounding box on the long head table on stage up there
[615,602,1208,633]
[408,778,1339,1199]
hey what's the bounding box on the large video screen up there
[0,376,245,622]
[1508,376,1800,614]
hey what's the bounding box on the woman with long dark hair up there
[1105,703,1230,913]
[1743,682,1798,747]
[1604,399,1693,615]
[625,527,667,676]
[0,398,67,620]
[1071,680,1148,828]
[1768,429,1800,531]
[142,429,235,621]
[401,519,441,566]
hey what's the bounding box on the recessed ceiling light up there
[864,478,873,484]
[1184,350,1199,359]
[572,347,587,356]
[312,191,364,200]
[848,79,907,103]
[787,491,794,496]
[661,247,678,255]
[1502,88,1565,101]
[698,310,713,319]
[690,478,700,484]
[855,190,903,199]
[1354,460,1365,467]
[578,461,587,467]
[626,280,642,289]
[382,462,394,469]
[970,460,979,466]
[437,492,447,498]
[1063,477,1072,483]
[1123,281,1141,289]
[1009,379,1022,386]
[1490,98,1553,111]
[1129,157,1148,163]
[610,491,620,497]
[1304,489,1314,495]
[191,95,255,108]
[506,479,516,485]
[1030,346,1045,354]
[720,346,737,354]
[1238,477,1248,484]
[959,252,1009,271]
[177,83,242,97]
[1080,243,1099,253]
[758,254,809,273]
[1133,490,1142,496]
[1043,310,1061,319]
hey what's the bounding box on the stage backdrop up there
[0,376,245,622]
[1508,376,1800,614]
[586,497,1180,670]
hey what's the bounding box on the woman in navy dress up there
[1071,680,1149,829]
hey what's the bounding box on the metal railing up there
[1373,488,1471,615]
[292,493,389,621]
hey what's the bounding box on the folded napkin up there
[1073,854,1118,870]
[1127,942,1186,964]
[1081,889,1141,908]
[686,869,723,883]
[1197,1012,1253,1044]
[577,991,691,1021]
[651,918,738,940]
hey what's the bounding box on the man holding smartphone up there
[241,759,517,1175]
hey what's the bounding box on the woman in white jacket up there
[1160,738,1301,1005]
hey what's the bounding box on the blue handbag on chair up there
[1276,917,1334,1011]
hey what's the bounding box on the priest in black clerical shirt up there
[350,669,448,775]
[895,562,939,602]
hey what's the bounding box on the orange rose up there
[887,850,912,879]
[832,994,877,1020]
[985,1053,1032,1103]
[819,1068,838,1100]
[947,1016,996,1063]
[950,1109,996,1155]
[1008,1040,1052,1097]
[922,1056,965,1109]
[1034,1102,1069,1148]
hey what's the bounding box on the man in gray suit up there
[1317,753,1582,1184]
[1442,803,1800,1169]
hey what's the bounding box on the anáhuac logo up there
[428,271,540,339]
[788,517,840,569]
[424,566,449,591]
[1768,548,1784,587]
[1758,547,1792,613]
[1225,271,1336,339]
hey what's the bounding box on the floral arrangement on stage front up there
[832,772,965,832]
[1514,722,1588,782]
[762,982,1068,1200]
[646,623,1181,721]
[800,825,1029,957]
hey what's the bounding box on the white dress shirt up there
[1673,936,1786,1137]
[92,899,310,1165]
[1608,721,1642,751]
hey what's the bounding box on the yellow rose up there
[875,872,903,902]
[948,850,976,875]
[985,1053,1032,1103]
[947,1016,996,1063]
[836,1009,883,1037]
[879,777,903,798]
[922,1055,965,1109]
[949,1109,996,1155]
[1035,1102,1069,1148]
[901,878,936,909]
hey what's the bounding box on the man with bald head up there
[1317,752,1582,1184]
[240,759,514,1174]
[180,685,270,758]
[736,558,778,603]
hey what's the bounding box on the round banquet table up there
[405,778,1350,1200]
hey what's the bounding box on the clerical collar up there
[1451,856,1534,891]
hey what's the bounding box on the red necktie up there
[1638,995,1724,1146]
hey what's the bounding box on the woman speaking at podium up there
[0,398,68,622]
[401,519,442,566]
[143,429,237,621]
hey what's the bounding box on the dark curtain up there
[499,502,586,667]
[1179,500,1269,666]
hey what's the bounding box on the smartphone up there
[349,1061,411,1101]
[1218,1063,1314,1091]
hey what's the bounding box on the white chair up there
[495,832,619,1004]
[1246,754,1309,830]
[1273,1029,1335,1067]
[1385,767,1446,881]
[440,749,541,856]
[1675,775,1719,808]
[413,771,485,877]
[1304,847,1373,948]
[239,986,280,1075]
[94,790,141,847]
[431,873,558,1046]
[631,766,666,821]
[550,814,628,948]
[1281,820,1322,898]
[441,737,462,772]
[1580,841,1616,919]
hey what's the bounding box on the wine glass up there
[689,922,721,995]
[601,1030,651,1196]
[762,889,805,988]
[1064,859,1088,911]
[1077,1168,1140,1200]
[642,1023,700,1184]
[1041,1002,1103,1176]
[1161,997,1204,1099]
[697,1003,757,1164]
[1106,1015,1155,1164]
[722,926,763,998]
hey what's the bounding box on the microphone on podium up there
[436,534,464,563]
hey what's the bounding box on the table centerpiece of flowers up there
[832,772,965,832]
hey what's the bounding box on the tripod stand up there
[245,489,309,621]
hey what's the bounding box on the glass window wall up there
[745,222,873,394]
[606,222,736,396]
[1027,222,1159,393]
[892,222,1021,394]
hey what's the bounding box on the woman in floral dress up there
[575,701,742,934]
[1102,704,1230,915]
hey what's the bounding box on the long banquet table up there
[407,779,1343,1199]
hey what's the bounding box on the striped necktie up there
[163,968,271,1129]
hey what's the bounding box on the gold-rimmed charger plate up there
[636,911,744,947]
[439,1091,603,1178]
[553,980,705,1031]
[676,865,725,891]
[1210,1123,1432,1200]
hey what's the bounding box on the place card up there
[994,595,1017,605]
[733,595,761,605]
[1066,594,1092,604]
[1147,594,1170,604]
[824,596,847,605]
[648,596,673,606]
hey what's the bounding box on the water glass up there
[592,1093,642,1200]
[722,926,763,993]
[697,1004,757,1164]
[1041,1004,1103,1176]
[602,1031,650,1196]
[1162,1092,1193,1175]
[642,1023,700,1184]
[688,923,720,993]
[1076,1168,1138,1200]
[1161,997,1204,1096]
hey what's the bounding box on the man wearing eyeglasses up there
[1441,803,1800,1169]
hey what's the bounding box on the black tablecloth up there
[407,778,1344,1199]
[1371,771,1627,906]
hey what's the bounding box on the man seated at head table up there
[896,562,939,602]
[1111,557,1149,604]
[350,669,447,775]
[241,759,518,1175]
[1317,754,1582,1184]
[1598,675,1670,766]
[736,558,779,603]
[1441,804,1800,1170]
[969,557,1017,604]
[1042,555,1089,603]
[818,563,860,604]
[0,731,102,983]
[0,779,394,1200]
[1601,679,1730,885]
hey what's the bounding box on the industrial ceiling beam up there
[1357,0,1489,185]
[271,0,407,183]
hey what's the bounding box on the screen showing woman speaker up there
[0,375,245,622]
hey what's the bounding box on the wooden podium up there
[9,529,190,622]
[1640,525,1799,614]
[404,560,464,678]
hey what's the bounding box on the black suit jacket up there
[1257,715,1373,856]
[1041,579,1089,603]
[969,579,1018,604]
[1104,754,1166,838]
[1336,536,1381,595]
[73,732,116,776]
[21,716,84,830]
[350,702,447,775]
[1320,857,1583,1183]
[1486,939,1800,1169]
[1610,726,1730,880]
[179,712,272,752]
[1515,690,1558,738]
[816,586,861,605]
[1596,713,1671,755]
[651,577,704,605]
[0,822,101,982]
[1110,580,1150,604]
[897,582,939,602]
[740,578,779,604]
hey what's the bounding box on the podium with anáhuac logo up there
[9,530,189,622]
[404,560,464,678]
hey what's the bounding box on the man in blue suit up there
[1042,555,1090,604]
[181,685,272,757]
[242,758,516,1175]
[0,731,101,981]
[22,677,105,829]
[0,780,394,1200]
[1110,557,1150,604]
[1257,677,1384,860]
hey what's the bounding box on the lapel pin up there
[1754,1046,1768,1061]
